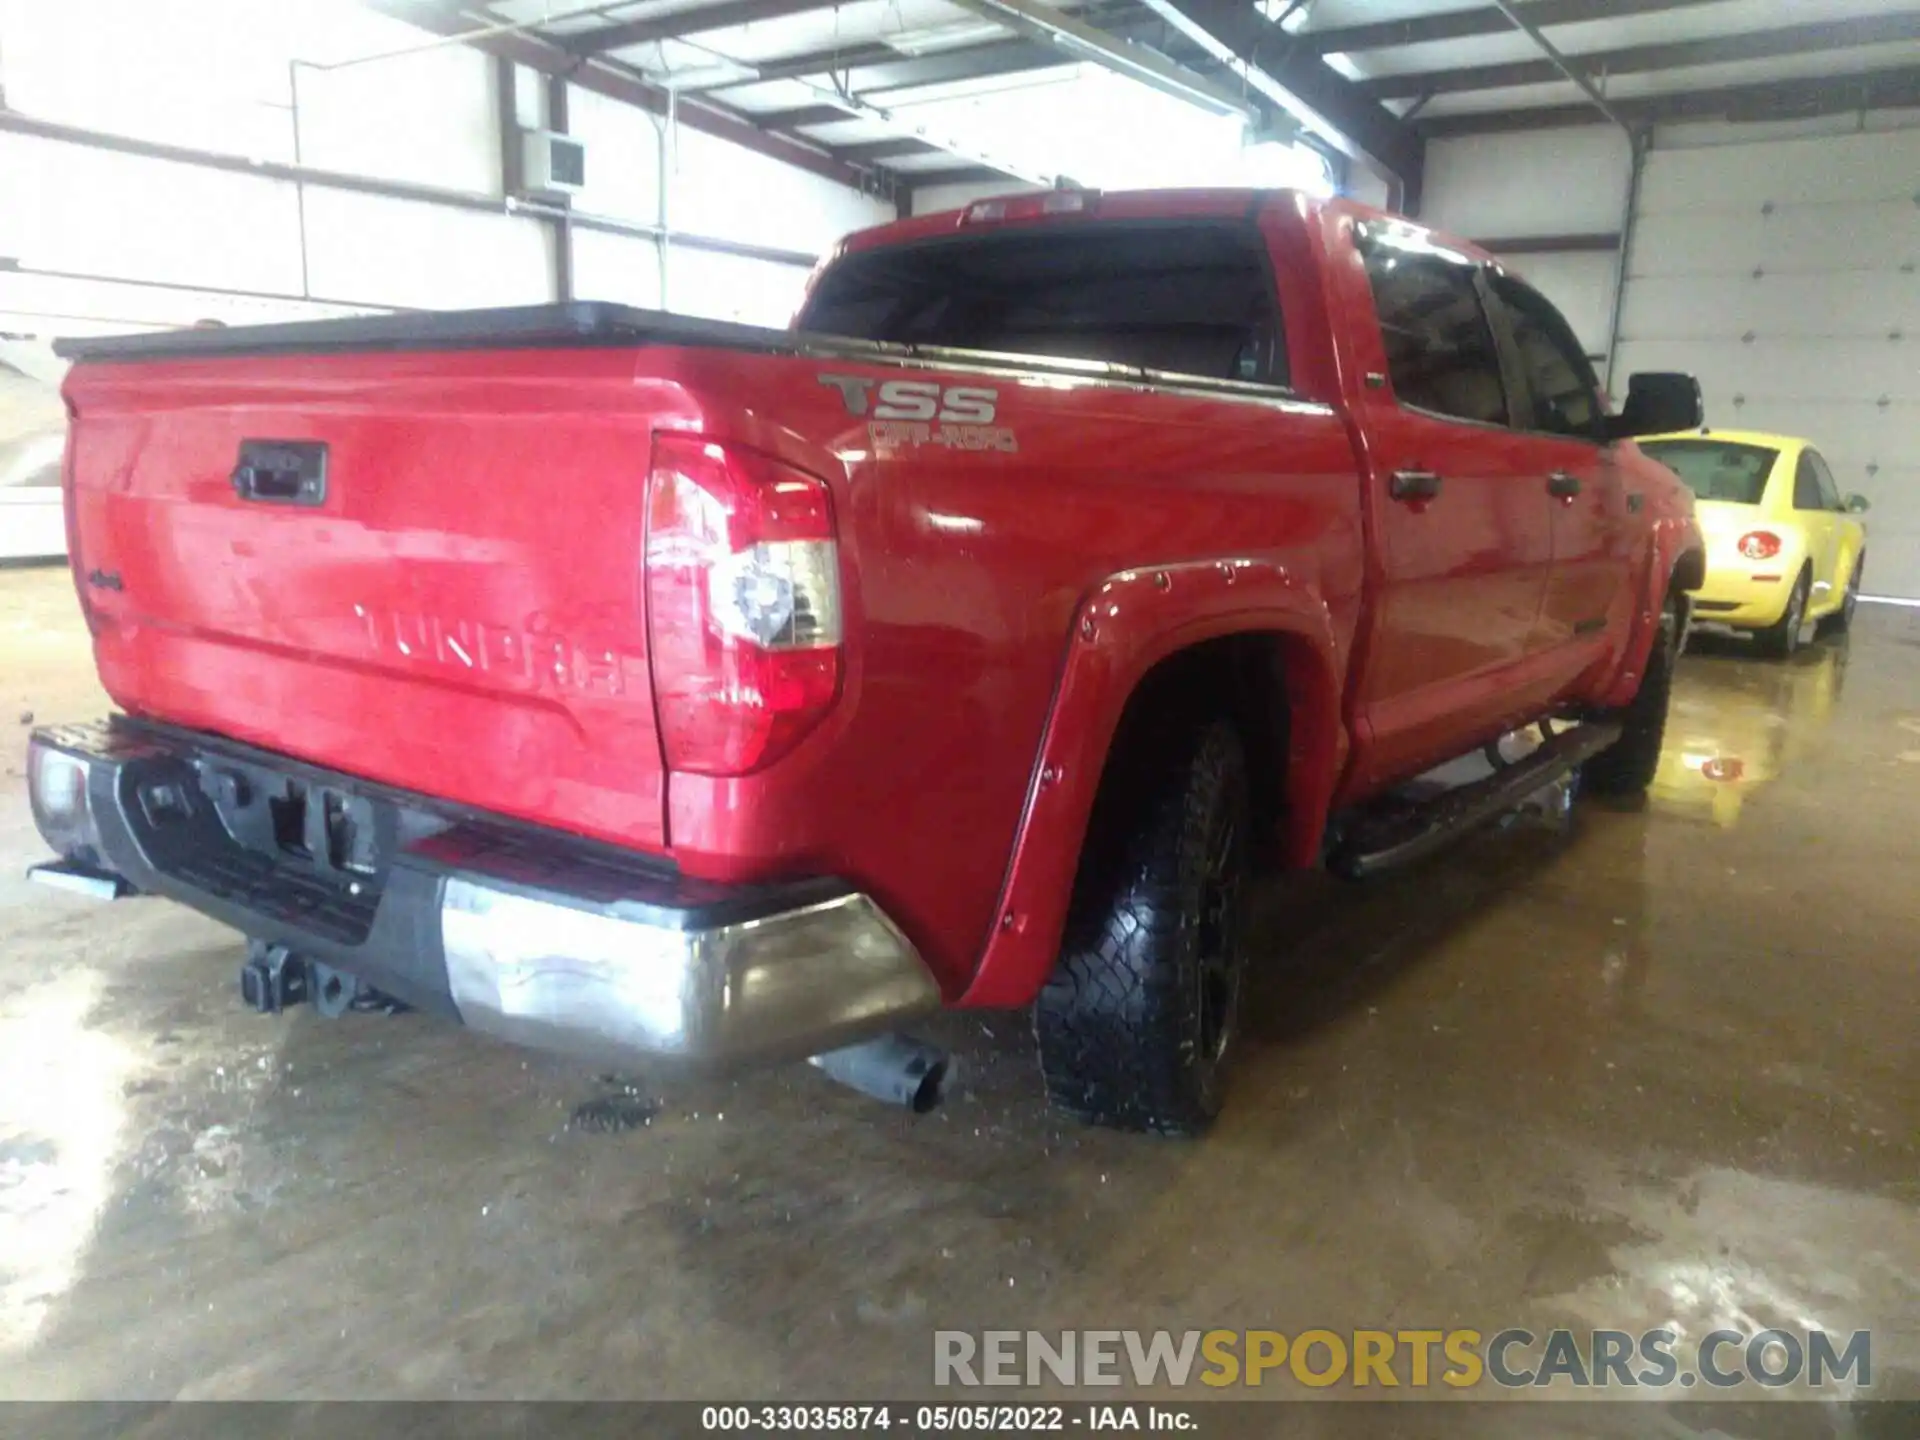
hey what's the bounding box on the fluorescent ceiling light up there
[885,20,1008,56]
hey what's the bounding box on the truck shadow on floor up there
[1237,821,1570,1047]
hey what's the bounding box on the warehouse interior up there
[3,0,1919,1422]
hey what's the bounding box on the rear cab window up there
[797,220,1286,387]
[1639,439,1780,505]
[1355,227,1509,427]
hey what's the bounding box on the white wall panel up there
[669,250,811,328]
[1656,108,1920,151]
[1619,124,1920,594]
[1623,272,1920,342]
[572,228,664,311]
[1610,339,1911,409]
[0,0,293,159]
[1638,129,1920,212]
[0,0,501,192]
[569,89,665,228]
[300,190,553,311]
[670,128,892,258]
[1,1,890,330]
[0,133,306,296]
[294,46,500,197]
[1423,130,1632,239]
[0,272,379,334]
[1627,201,1920,277]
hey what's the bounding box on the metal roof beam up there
[904,164,1008,185]
[855,41,1074,94]
[1126,0,1423,203]
[1417,64,1920,135]
[566,0,842,53]
[1367,11,1920,99]
[1303,0,1717,55]
[736,102,855,127]
[1484,0,1631,132]
[946,0,1256,119]
[835,137,942,162]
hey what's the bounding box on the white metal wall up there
[0,0,891,333]
[1614,125,1920,599]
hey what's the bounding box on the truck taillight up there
[644,435,842,776]
[1738,530,1782,560]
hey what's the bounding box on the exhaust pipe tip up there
[810,1034,951,1113]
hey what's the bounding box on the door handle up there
[1547,470,1582,499]
[1389,469,1443,501]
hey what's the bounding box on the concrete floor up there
[3,562,1917,1424]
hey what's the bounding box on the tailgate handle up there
[232,440,327,505]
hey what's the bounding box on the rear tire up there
[1820,559,1863,637]
[1584,591,1681,797]
[1034,719,1251,1135]
[1758,570,1810,658]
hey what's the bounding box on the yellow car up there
[1638,429,1869,657]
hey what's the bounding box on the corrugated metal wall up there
[1614,127,1920,599]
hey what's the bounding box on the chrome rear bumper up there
[439,882,940,1066]
[26,720,941,1069]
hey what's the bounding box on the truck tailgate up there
[62,341,690,853]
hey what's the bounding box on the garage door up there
[1612,127,1920,600]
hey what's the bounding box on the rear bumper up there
[25,719,940,1068]
[1690,569,1793,628]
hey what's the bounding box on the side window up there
[1792,453,1825,511]
[1807,450,1844,511]
[1360,242,1508,427]
[1486,273,1602,440]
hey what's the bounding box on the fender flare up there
[1597,519,1705,710]
[958,559,1346,1008]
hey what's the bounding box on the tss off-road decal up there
[818,373,1018,455]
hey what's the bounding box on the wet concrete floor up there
[2,563,1916,1430]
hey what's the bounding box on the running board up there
[1328,720,1623,881]
[28,858,140,900]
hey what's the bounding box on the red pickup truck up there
[29,189,1703,1133]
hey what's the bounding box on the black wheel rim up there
[1195,809,1242,1064]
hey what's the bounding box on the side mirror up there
[1606,372,1703,440]
[1846,493,1871,514]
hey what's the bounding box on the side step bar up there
[28,858,139,900]
[1328,720,1623,881]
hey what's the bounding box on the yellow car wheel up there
[1759,570,1811,658]
[1820,559,1863,638]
